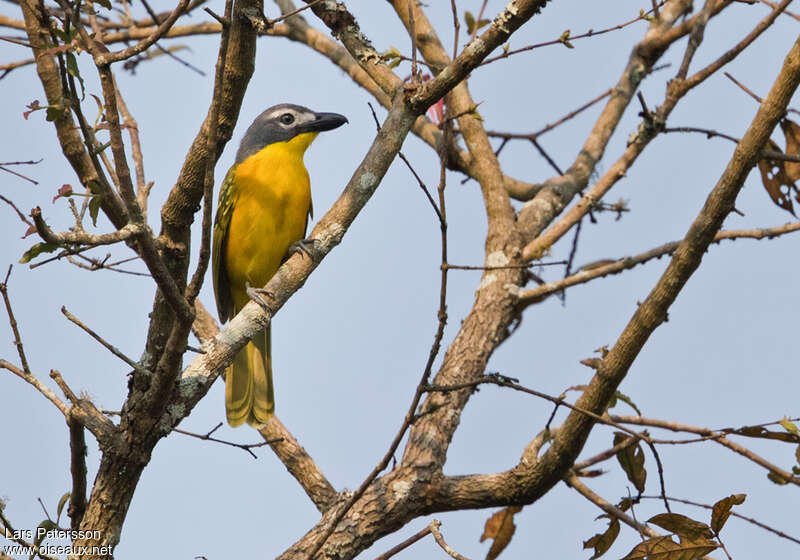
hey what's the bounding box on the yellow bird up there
[212,104,347,427]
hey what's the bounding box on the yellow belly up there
[225,141,312,312]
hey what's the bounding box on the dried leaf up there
[622,535,717,560]
[480,505,522,560]
[767,471,790,485]
[647,513,714,541]
[614,432,647,493]
[52,184,73,203]
[710,493,746,534]
[780,119,800,181]
[757,139,797,216]
[617,497,634,513]
[732,424,800,443]
[23,99,40,120]
[583,517,620,559]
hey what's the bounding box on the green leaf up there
[31,519,58,559]
[780,417,799,435]
[45,105,64,122]
[464,11,476,34]
[66,52,85,100]
[56,492,71,523]
[607,390,642,415]
[710,494,745,534]
[20,242,59,264]
[382,46,402,61]
[89,194,102,226]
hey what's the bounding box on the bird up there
[212,104,347,427]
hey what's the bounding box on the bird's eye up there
[280,113,295,125]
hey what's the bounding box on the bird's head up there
[235,104,348,163]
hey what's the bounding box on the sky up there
[1,1,799,559]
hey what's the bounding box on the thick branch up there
[260,416,338,513]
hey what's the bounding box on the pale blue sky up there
[1,1,799,559]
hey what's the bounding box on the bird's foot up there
[246,281,275,313]
[283,238,318,262]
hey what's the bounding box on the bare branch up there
[373,524,434,560]
[94,0,192,65]
[259,416,338,513]
[61,306,151,375]
[565,474,660,538]
[173,422,271,459]
[430,520,470,560]
[518,222,800,306]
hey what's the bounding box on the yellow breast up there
[225,133,317,311]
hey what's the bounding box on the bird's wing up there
[213,167,237,323]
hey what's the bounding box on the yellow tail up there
[225,326,274,427]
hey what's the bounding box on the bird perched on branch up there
[212,104,347,427]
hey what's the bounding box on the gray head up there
[235,104,348,163]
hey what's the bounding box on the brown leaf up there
[780,119,800,181]
[710,493,746,534]
[480,506,522,560]
[614,432,647,493]
[731,424,800,443]
[647,513,714,541]
[583,518,620,559]
[52,184,73,203]
[757,139,798,216]
[23,99,40,120]
[622,534,718,560]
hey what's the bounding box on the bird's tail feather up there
[225,326,274,427]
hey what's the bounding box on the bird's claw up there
[284,238,318,262]
[246,281,275,312]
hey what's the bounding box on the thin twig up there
[373,524,434,560]
[430,520,470,560]
[480,5,661,66]
[173,422,273,459]
[487,88,612,141]
[61,306,151,375]
[1,266,31,373]
[518,222,800,305]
